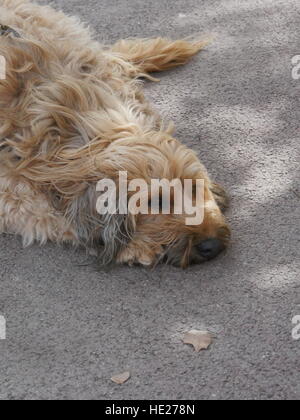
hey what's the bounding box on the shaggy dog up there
[0,0,230,268]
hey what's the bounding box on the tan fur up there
[0,0,230,268]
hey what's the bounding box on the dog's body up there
[0,0,230,267]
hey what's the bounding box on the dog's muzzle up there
[0,24,21,38]
[197,238,225,260]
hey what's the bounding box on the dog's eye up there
[51,193,63,209]
[80,65,92,73]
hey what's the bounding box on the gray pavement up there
[0,0,299,400]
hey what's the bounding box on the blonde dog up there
[0,0,230,268]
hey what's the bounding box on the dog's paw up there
[117,247,152,266]
[210,183,229,212]
[116,241,162,267]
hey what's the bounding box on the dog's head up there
[90,133,231,268]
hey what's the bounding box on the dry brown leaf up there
[111,371,131,385]
[183,330,213,352]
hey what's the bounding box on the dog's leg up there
[0,175,77,246]
[111,38,208,73]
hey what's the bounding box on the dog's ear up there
[60,183,134,264]
[210,183,229,213]
[62,183,101,247]
[99,212,135,265]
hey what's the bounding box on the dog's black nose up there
[197,238,224,260]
